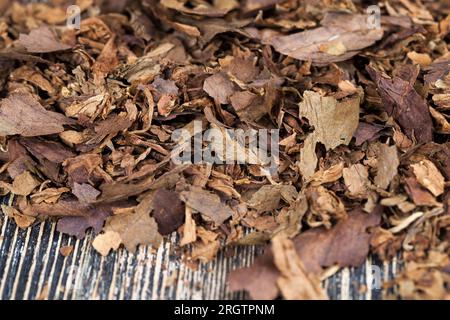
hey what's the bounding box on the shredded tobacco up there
[0,0,449,300]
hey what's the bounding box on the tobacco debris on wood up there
[0,0,449,300]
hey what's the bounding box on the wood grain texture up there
[0,198,401,300]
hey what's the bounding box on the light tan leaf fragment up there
[411,160,445,197]
[1,205,36,229]
[12,171,40,196]
[298,91,360,180]
[93,201,163,255]
[180,206,197,246]
[59,245,74,257]
[309,163,344,186]
[343,164,369,197]
[272,234,328,300]
[180,187,233,225]
[92,230,122,256]
[306,186,347,228]
[248,184,298,213]
[191,240,221,263]
[373,143,399,190]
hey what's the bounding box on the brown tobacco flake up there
[404,177,439,207]
[298,91,360,180]
[372,143,400,190]
[72,183,101,204]
[0,93,75,137]
[56,207,111,239]
[152,189,185,235]
[11,171,40,196]
[1,205,35,229]
[59,246,74,257]
[93,206,162,255]
[270,12,383,65]
[180,187,233,226]
[247,184,298,213]
[343,164,370,198]
[411,160,445,197]
[19,26,71,53]
[203,72,236,105]
[366,65,433,144]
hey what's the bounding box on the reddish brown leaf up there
[153,189,185,235]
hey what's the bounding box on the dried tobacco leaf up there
[270,12,383,65]
[298,91,360,180]
[367,65,433,144]
[372,143,400,190]
[56,207,110,239]
[19,26,71,53]
[93,206,162,255]
[72,183,101,204]
[247,184,298,213]
[229,207,382,299]
[404,177,439,207]
[0,93,75,137]
[203,72,236,105]
[180,187,233,226]
[272,234,328,300]
[152,189,185,235]
[411,160,445,197]
[343,164,370,198]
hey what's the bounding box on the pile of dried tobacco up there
[0,0,449,300]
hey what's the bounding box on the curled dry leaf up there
[404,177,439,207]
[11,171,39,196]
[203,72,236,105]
[367,65,433,144]
[411,160,445,197]
[152,189,185,235]
[270,12,383,65]
[272,234,328,300]
[309,163,344,187]
[372,143,400,190]
[93,205,162,255]
[306,186,347,228]
[298,91,360,180]
[0,93,75,137]
[247,184,298,213]
[19,26,71,53]
[1,205,35,229]
[180,187,234,226]
[343,164,370,198]
[180,206,196,246]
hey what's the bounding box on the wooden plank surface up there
[0,200,401,300]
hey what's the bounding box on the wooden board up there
[0,204,401,300]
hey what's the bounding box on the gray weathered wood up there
[0,205,400,300]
